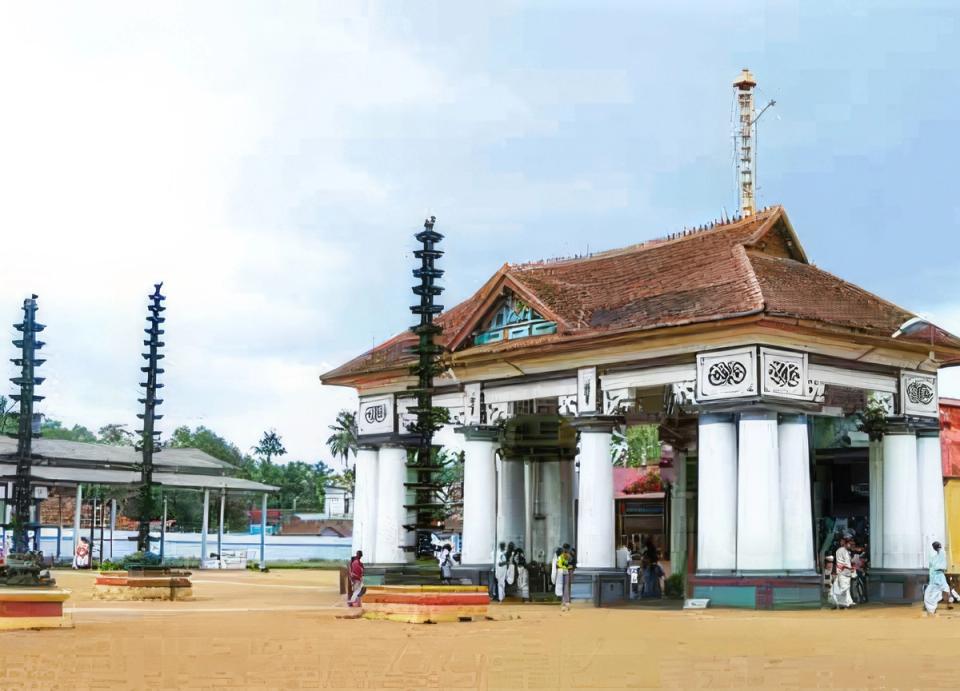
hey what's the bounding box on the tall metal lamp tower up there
[135,284,166,553]
[10,295,45,553]
[733,68,775,218]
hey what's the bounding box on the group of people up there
[617,538,665,599]
[494,542,531,602]
[827,535,868,608]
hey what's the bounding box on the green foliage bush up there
[664,573,685,599]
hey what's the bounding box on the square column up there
[352,446,380,562]
[458,426,499,566]
[697,413,738,572]
[917,430,946,554]
[669,450,689,574]
[882,428,922,569]
[737,410,783,571]
[572,418,617,569]
[779,414,814,571]
[868,441,884,569]
[374,445,412,565]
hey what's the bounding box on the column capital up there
[569,415,621,433]
[778,413,807,425]
[454,424,501,442]
[917,428,941,439]
[357,443,380,451]
[883,416,934,436]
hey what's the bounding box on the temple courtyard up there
[0,569,957,689]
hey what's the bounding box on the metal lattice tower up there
[734,68,758,218]
[135,283,166,553]
[10,295,45,553]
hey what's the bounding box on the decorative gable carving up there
[474,292,557,346]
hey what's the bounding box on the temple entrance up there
[812,416,871,574]
[497,414,578,598]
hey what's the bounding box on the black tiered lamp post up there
[135,284,166,554]
[10,295,45,554]
[405,217,448,546]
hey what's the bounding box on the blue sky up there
[1,2,957,462]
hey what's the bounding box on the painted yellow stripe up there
[0,589,71,603]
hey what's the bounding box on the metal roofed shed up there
[0,437,276,492]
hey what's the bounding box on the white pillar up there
[779,414,814,571]
[498,457,525,549]
[374,445,410,564]
[259,493,268,570]
[669,450,688,574]
[737,410,783,571]
[882,429,922,569]
[868,441,884,569]
[109,498,117,560]
[217,489,226,558]
[460,428,498,565]
[73,484,83,556]
[697,414,738,572]
[917,431,946,555]
[200,489,210,566]
[574,421,616,569]
[352,446,380,562]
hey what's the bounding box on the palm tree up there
[326,410,358,467]
[253,429,287,464]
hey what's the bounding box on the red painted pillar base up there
[0,588,73,631]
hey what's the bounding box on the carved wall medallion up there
[577,367,598,414]
[602,388,634,415]
[900,370,937,418]
[486,402,509,424]
[760,348,808,400]
[558,394,578,417]
[464,383,482,425]
[396,396,418,433]
[696,347,757,400]
[358,395,395,436]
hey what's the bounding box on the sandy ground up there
[3,569,960,690]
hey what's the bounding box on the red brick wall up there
[37,489,138,529]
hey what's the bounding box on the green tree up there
[168,425,249,469]
[41,419,98,442]
[0,396,17,435]
[326,410,358,465]
[613,425,660,467]
[253,429,287,464]
[98,423,135,446]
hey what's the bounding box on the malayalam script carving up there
[707,361,747,387]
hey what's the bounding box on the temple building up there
[322,205,960,607]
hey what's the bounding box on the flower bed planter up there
[93,570,193,601]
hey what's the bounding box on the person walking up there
[551,546,561,596]
[513,548,530,601]
[923,541,955,615]
[347,550,365,607]
[558,544,574,611]
[495,542,509,602]
[438,543,454,585]
[830,538,855,609]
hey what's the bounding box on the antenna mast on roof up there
[733,68,775,217]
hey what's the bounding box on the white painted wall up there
[576,429,615,568]
[882,432,922,569]
[697,414,738,571]
[461,437,498,565]
[779,415,814,571]
[737,411,783,571]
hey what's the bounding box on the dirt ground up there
[3,568,960,690]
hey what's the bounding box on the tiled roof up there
[322,207,958,382]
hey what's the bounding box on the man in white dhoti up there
[495,542,508,602]
[830,538,854,609]
[923,541,954,615]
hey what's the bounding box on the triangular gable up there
[743,207,808,263]
[473,291,557,346]
[444,268,569,352]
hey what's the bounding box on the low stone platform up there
[0,588,73,631]
[361,585,490,624]
[93,571,193,601]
